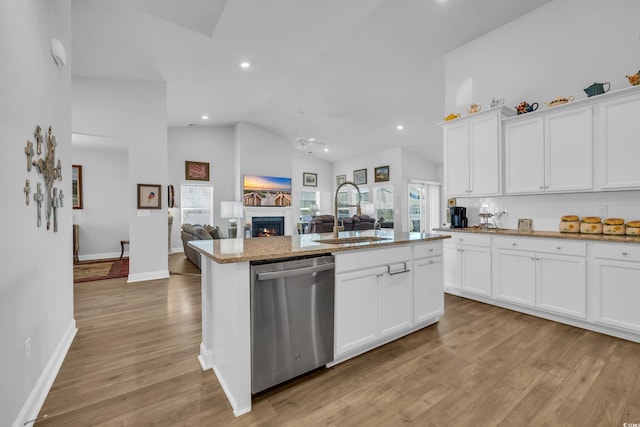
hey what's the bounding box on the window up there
[299,190,319,219]
[374,186,394,226]
[181,185,213,225]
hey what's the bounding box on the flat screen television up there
[243,175,292,207]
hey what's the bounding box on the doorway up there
[408,181,441,233]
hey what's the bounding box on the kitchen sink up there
[313,236,391,245]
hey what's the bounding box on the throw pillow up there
[191,225,213,240]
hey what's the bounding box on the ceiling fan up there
[292,111,326,152]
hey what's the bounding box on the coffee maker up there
[450,206,468,228]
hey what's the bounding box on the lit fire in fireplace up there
[258,227,278,237]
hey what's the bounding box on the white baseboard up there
[78,251,122,261]
[127,270,170,283]
[171,247,184,254]
[13,319,77,427]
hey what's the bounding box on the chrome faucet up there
[334,181,362,238]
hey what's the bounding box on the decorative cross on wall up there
[24,125,63,231]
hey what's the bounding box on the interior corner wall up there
[167,125,235,248]
[72,77,168,280]
[72,146,129,259]
[0,1,73,426]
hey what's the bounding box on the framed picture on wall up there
[374,165,390,182]
[185,160,210,181]
[72,164,83,209]
[353,168,367,185]
[137,184,162,209]
[336,174,346,186]
[303,172,317,187]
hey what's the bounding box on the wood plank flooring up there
[36,254,640,426]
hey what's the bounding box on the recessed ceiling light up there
[240,61,251,69]
[201,115,209,120]
[323,147,329,152]
[396,124,404,131]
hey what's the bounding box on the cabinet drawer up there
[446,233,491,247]
[495,236,586,256]
[413,242,443,259]
[335,245,412,273]
[592,243,640,262]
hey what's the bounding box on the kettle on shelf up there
[584,82,611,97]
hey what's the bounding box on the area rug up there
[74,258,129,283]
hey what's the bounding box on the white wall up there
[445,0,640,115]
[0,1,74,426]
[167,123,334,241]
[72,77,168,281]
[167,125,235,250]
[72,143,129,259]
[444,0,640,231]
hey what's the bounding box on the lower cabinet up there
[334,242,443,360]
[414,256,443,324]
[493,237,586,318]
[591,243,640,333]
[494,249,536,307]
[444,233,492,296]
[334,267,379,355]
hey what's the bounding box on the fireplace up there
[252,216,284,237]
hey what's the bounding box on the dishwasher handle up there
[256,262,335,281]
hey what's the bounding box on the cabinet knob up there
[429,248,434,252]
[556,246,562,250]
[531,257,536,261]
[539,186,544,190]
[512,243,517,247]
[622,252,629,256]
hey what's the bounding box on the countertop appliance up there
[450,206,468,228]
[250,255,335,394]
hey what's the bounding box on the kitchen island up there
[189,229,450,416]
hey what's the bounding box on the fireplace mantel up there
[244,206,294,236]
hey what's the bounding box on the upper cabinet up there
[440,86,640,198]
[598,92,640,189]
[504,106,593,194]
[441,107,514,197]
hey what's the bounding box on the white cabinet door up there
[461,246,492,297]
[505,118,545,193]
[379,265,413,337]
[334,268,379,356]
[536,253,586,318]
[443,244,462,290]
[443,122,470,196]
[599,95,640,189]
[469,114,500,196]
[413,257,444,324]
[592,259,640,332]
[545,107,592,192]
[494,249,536,307]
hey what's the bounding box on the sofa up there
[181,224,224,269]
[308,214,376,233]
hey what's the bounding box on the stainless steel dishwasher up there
[250,255,335,394]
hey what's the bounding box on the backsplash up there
[447,191,640,231]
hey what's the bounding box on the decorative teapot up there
[489,97,505,108]
[468,103,481,114]
[444,113,460,121]
[626,71,640,86]
[515,101,539,115]
[584,82,611,97]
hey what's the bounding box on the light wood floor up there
[37,254,640,426]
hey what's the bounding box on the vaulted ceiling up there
[71,0,553,164]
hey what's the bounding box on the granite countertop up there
[433,227,640,244]
[189,229,451,264]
